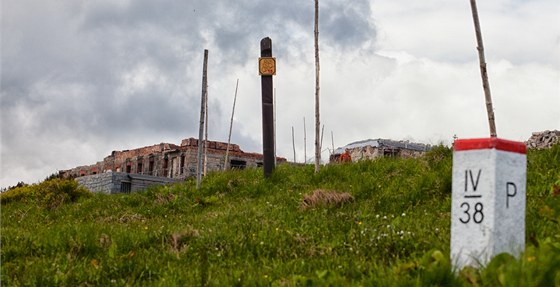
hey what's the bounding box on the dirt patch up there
[300,189,354,210]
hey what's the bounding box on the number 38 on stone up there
[459,201,484,224]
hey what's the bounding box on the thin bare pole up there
[331,131,334,154]
[320,124,325,154]
[224,79,239,170]
[303,117,307,164]
[292,126,296,163]
[274,88,277,166]
[469,0,497,137]
[197,49,208,189]
[314,0,321,172]
[203,89,208,176]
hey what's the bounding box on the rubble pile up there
[526,130,560,149]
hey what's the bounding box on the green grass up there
[1,145,559,286]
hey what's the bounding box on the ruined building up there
[60,137,286,183]
[525,130,560,149]
[330,138,432,162]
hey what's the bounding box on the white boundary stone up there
[451,138,526,270]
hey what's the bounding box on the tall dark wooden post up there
[259,37,276,177]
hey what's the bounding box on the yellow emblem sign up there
[259,57,276,76]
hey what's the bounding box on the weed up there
[1,146,559,285]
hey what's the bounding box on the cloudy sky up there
[1,0,559,188]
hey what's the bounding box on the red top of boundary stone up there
[454,138,526,154]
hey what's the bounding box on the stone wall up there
[75,172,128,194]
[526,130,560,149]
[128,174,180,193]
[348,145,380,161]
[76,172,179,194]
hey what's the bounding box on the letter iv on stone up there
[451,138,526,269]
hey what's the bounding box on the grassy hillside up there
[1,145,559,286]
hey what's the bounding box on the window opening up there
[148,160,154,176]
[121,181,131,193]
[230,159,247,169]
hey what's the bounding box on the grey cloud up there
[1,0,379,187]
[322,1,375,50]
[201,0,375,65]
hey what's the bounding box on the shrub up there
[0,178,92,209]
[0,184,32,203]
[423,144,452,168]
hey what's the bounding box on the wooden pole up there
[331,131,334,154]
[314,0,321,172]
[274,88,277,166]
[203,89,208,176]
[197,49,208,189]
[303,117,307,164]
[469,0,497,137]
[224,79,239,171]
[260,37,275,177]
[292,126,296,163]
[320,124,325,153]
